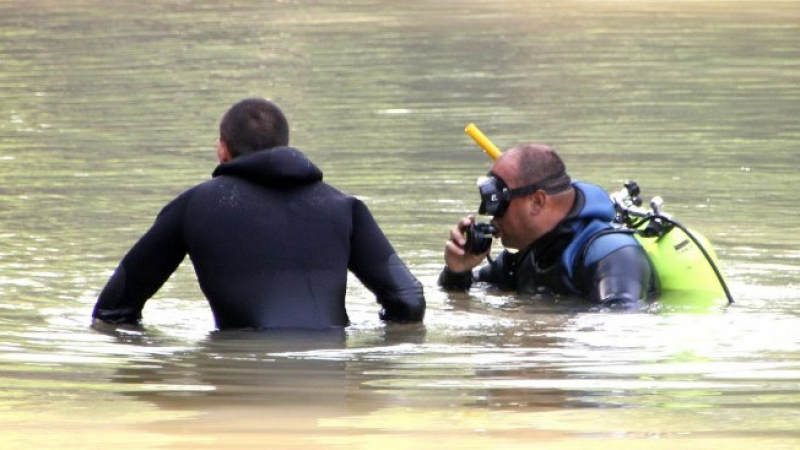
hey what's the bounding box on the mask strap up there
[504,172,572,199]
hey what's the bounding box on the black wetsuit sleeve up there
[92,193,190,324]
[437,250,517,291]
[437,266,474,290]
[475,250,518,290]
[347,200,425,323]
[582,244,653,304]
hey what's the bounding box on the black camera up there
[464,222,498,255]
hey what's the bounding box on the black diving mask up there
[477,171,572,218]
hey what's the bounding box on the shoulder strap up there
[571,227,638,284]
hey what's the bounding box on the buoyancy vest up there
[560,182,643,278]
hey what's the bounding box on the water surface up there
[1,1,799,448]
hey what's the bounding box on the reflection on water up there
[1,0,800,448]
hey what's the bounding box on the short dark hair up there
[219,98,289,158]
[514,143,571,192]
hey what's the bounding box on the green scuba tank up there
[634,227,729,306]
[612,182,732,307]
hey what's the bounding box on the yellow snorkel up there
[465,123,502,161]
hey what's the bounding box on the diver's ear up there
[528,190,547,215]
[217,139,232,163]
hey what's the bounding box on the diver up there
[438,143,658,305]
[92,98,425,330]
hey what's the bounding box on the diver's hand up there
[444,215,490,273]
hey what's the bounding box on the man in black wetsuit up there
[439,143,656,304]
[93,98,425,330]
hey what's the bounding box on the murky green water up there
[1,0,799,448]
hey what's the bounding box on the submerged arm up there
[92,195,190,324]
[348,200,425,323]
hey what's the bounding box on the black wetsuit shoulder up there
[93,147,424,329]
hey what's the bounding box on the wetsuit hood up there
[532,181,615,253]
[212,146,323,187]
[564,181,616,223]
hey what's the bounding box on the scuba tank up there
[611,181,733,306]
